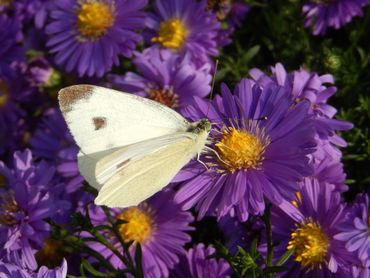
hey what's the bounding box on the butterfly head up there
[188,119,211,134]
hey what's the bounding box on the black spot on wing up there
[93,117,107,130]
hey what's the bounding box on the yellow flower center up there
[152,18,188,49]
[0,174,6,187]
[35,239,64,268]
[0,80,9,108]
[148,88,179,108]
[0,193,19,226]
[117,206,153,244]
[0,0,12,7]
[288,220,329,269]
[292,192,302,208]
[77,1,114,39]
[215,128,268,172]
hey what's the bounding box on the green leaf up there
[81,259,113,277]
[275,249,294,266]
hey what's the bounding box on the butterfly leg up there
[196,153,209,170]
[203,146,227,165]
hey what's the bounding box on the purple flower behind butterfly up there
[175,78,316,221]
[109,47,212,110]
[0,15,24,79]
[146,0,223,67]
[46,0,147,77]
[29,108,84,193]
[250,63,352,192]
[249,63,353,144]
[0,150,69,270]
[0,259,67,278]
[302,0,370,35]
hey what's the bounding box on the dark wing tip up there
[58,84,94,113]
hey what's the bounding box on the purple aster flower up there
[0,259,67,278]
[0,15,24,79]
[16,56,55,89]
[268,179,358,276]
[29,108,83,193]
[0,260,30,277]
[206,0,250,47]
[249,63,353,144]
[34,259,67,278]
[175,78,316,221]
[83,190,194,277]
[0,76,28,156]
[109,47,212,110]
[172,243,231,278]
[351,264,370,278]
[46,0,147,77]
[302,0,370,35]
[335,194,370,267]
[0,0,49,29]
[228,1,250,28]
[0,149,68,270]
[146,0,223,67]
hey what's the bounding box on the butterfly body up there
[58,85,210,207]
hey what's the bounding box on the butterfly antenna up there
[206,59,219,118]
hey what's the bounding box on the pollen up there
[0,80,9,108]
[288,220,329,269]
[0,193,19,226]
[117,206,154,244]
[152,18,188,49]
[35,238,64,268]
[148,88,179,108]
[215,127,269,172]
[77,1,115,39]
[292,192,302,208]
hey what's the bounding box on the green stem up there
[263,204,273,278]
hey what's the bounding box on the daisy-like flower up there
[109,47,212,110]
[175,78,316,221]
[146,0,223,66]
[84,190,194,277]
[29,108,83,193]
[46,0,147,77]
[0,150,68,270]
[335,193,370,267]
[172,243,231,278]
[302,0,370,35]
[269,179,358,276]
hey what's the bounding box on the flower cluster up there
[0,0,368,277]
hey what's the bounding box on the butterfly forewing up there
[58,85,190,154]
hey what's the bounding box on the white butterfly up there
[58,85,211,208]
